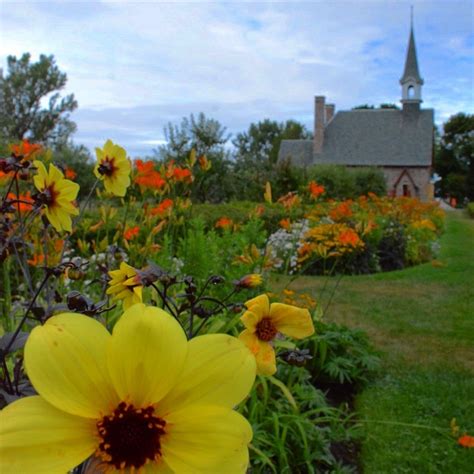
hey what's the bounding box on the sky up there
[0,0,473,158]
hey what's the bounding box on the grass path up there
[273,211,474,472]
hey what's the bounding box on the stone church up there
[278,23,434,201]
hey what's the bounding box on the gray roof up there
[278,139,313,166]
[278,108,434,167]
[400,27,423,84]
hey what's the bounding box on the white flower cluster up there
[266,220,310,274]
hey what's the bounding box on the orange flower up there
[278,192,300,210]
[252,205,265,217]
[173,167,193,183]
[338,228,361,247]
[279,218,291,230]
[134,160,166,191]
[329,201,353,221]
[10,140,42,160]
[124,226,140,241]
[7,192,34,213]
[135,159,155,174]
[0,170,13,184]
[215,216,233,230]
[308,181,325,199]
[149,199,174,217]
[64,167,77,180]
[458,435,474,448]
[28,253,45,266]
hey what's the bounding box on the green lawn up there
[274,211,474,472]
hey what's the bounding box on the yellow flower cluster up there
[298,223,364,262]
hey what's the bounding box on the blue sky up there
[1,0,473,157]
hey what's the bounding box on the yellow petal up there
[25,313,118,418]
[244,294,270,319]
[162,406,251,473]
[270,303,315,339]
[44,207,64,232]
[240,309,262,331]
[0,396,96,474]
[157,334,256,414]
[239,331,276,376]
[107,304,188,407]
[143,459,174,473]
[48,162,65,182]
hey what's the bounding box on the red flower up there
[458,435,474,448]
[308,181,325,199]
[7,192,34,213]
[10,140,42,160]
[149,199,174,217]
[279,218,291,230]
[134,160,166,191]
[338,229,361,247]
[173,167,193,183]
[215,216,233,229]
[64,167,77,180]
[124,226,140,240]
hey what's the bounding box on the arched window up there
[407,85,415,99]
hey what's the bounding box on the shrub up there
[467,202,474,218]
[306,165,386,199]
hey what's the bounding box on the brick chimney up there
[325,103,335,123]
[314,96,326,154]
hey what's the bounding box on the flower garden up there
[2,139,472,473]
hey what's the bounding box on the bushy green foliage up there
[54,143,95,198]
[245,367,362,473]
[434,112,474,201]
[467,202,474,218]
[303,320,381,386]
[306,165,386,199]
[192,201,304,233]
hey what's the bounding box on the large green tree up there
[233,119,312,165]
[434,113,474,202]
[156,113,234,202]
[157,112,230,162]
[0,53,77,145]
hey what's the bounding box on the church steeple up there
[400,10,423,108]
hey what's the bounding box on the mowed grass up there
[271,211,474,472]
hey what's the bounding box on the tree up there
[156,112,230,163]
[233,119,311,165]
[155,113,234,202]
[434,113,474,202]
[0,53,77,145]
[352,104,399,110]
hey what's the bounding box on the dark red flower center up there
[255,317,278,342]
[37,184,59,208]
[96,402,166,470]
[98,156,117,177]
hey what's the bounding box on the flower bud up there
[235,274,263,289]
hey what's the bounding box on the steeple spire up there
[400,10,423,108]
[400,21,423,85]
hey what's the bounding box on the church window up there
[408,85,415,98]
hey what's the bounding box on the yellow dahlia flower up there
[33,160,79,232]
[239,294,315,375]
[94,139,131,197]
[107,261,143,309]
[0,304,256,473]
